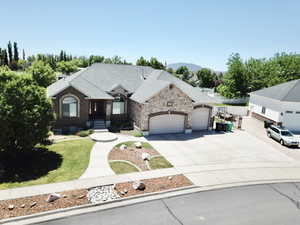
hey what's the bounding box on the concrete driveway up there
[146,130,294,168]
[243,117,300,161]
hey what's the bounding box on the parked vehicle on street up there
[267,125,299,147]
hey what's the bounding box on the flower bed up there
[108,141,173,173]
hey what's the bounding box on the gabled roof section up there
[251,79,300,102]
[47,68,113,99]
[156,71,216,104]
[130,73,170,103]
[130,70,217,104]
[109,84,128,92]
[47,63,219,103]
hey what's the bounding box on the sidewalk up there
[2,162,300,201]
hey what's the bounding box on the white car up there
[267,125,299,147]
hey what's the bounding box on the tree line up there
[217,53,300,98]
[1,41,300,99]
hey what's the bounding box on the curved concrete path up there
[80,134,146,179]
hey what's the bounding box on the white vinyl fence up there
[214,106,249,116]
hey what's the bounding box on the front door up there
[90,100,105,119]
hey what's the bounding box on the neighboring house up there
[249,79,300,132]
[47,63,216,135]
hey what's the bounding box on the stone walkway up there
[79,134,146,179]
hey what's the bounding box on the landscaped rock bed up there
[0,189,88,220]
[0,175,192,220]
[114,174,193,197]
[108,141,173,172]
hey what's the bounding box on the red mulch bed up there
[0,189,88,220]
[115,174,193,197]
[0,175,193,220]
[108,146,161,171]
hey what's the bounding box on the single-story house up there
[249,79,300,132]
[47,63,216,135]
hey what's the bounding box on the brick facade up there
[52,86,89,129]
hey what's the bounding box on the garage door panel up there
[149,114,185,135]
[283,113,300,132]
[192,108,209,130]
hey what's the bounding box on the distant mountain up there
[167,63,202,72]
[167,62,224,75]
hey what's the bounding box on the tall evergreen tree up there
[22,49,25,60]
[13,42,19,61]
[7,41,13,64]
[59,50,64,61]
[3,49,8,66]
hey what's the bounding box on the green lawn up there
[0,139,94,190]
[149,156,173,170]
[115,141,153,149]
[109,161,139,174]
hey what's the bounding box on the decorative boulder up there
[132,181,146,190]
[134,142,142,148]
[8,204,14,210]
[46,193,61,203]
[119,144,127,151]
[30,202,37,208]
[142,152,151,161]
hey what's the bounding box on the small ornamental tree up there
[27,61,57,87]
[0,68,55,155]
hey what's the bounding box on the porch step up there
[93,120,106,129]
[93,129,109,133]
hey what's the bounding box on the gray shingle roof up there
[47,63,217,104]
[251,79,300,102]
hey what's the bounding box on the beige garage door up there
[192,107,210,130]
[149,114,185,135]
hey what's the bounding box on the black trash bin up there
[216,122,227,131]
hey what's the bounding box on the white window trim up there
[59,94,80,118]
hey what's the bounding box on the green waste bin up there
[226,122,233,132]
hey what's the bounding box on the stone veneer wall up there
[129,99,143,129]
[52,86,89,128]
[139,85,193,131]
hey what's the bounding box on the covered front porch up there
[88,98,128,128]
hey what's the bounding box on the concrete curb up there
[3,178,300,225]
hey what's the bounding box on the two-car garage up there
[148,106,211,135]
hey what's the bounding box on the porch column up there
[106,100,112,127]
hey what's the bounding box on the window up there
[261,107,266,114]
[112,96,125,114]
[62,96,78,117]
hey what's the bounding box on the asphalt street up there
[35,183,300,225]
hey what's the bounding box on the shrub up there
[77,130,90,137]
[133,130,143,137]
